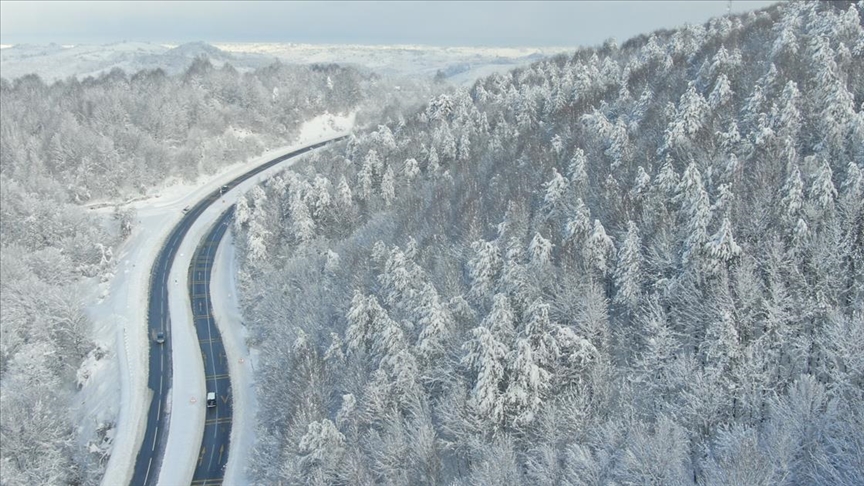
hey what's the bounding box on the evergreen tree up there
[381,165,396,206]
[704,217,742,274]
[781,164,805,227]
[297,419,346,483]
[468,239,502,303]
[336,175,353,208]
[568,148,589,195]
[542,168,569,220]
[528,233,554,269]
[505,336,549,427]
[584,219,615,277]
[234,193,251,232]
[290,193,316,243]
[709,73,734,109]
[677,163,712,266]
[663,82,711,156]
[462,323,509,428]
[564,198,592,245]
[808,156,837,214]
[613,221,643,309]
[416,283,454,366]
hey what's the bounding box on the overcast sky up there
[1,1,778,47]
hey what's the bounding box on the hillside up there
[0,41,573,87]
[0,42,277,82]
[234,2,864,484]
[0,59,385,485]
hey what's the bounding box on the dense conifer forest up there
[234,2,864,484]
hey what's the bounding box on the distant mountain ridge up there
[1,41,574,85]
[0,41,277,82]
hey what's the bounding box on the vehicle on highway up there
[155,331,165,344]
[220,185,229,195]
[206,392,217,408]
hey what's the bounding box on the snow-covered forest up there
[1,60,375,202]
[234,2,864,484]
[0,59,397,484]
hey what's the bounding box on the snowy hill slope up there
[1,41,573,86]
[232,1,864,484]
[215,43,573,85]
[0,41,277,82]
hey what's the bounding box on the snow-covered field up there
[0,41,274,82]
[1,41,573,85]
[86,112,354,486]
[214,42,574,83]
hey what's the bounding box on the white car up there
[206,392,217,408]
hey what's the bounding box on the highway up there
[189,206,234,486]
[131,136,345,486]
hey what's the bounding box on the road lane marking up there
[143,457,153,484]
[198,446,206,466]
[205,417,232,425]
[137,140,345,484]
[208,428,217,472]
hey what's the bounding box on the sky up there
[1,1,779,47]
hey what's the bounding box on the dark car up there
[155,331,165,344]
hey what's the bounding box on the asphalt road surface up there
[131,136,345,486]
[189,206,234,486]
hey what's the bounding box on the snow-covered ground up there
[1,41,573,86]
[215,42,573,85]
[0,41,275,82]
[87,112,354,486]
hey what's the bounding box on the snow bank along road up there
[131,136,346,486]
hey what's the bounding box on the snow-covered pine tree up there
[613,221,643,309]
[584,219,615,277]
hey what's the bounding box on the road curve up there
[131,136,346,486]
[189,207,234,485]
